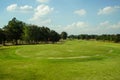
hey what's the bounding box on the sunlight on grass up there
[0,40,120,80]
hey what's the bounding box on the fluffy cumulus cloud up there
[52,22,89,34]
[37,0,49,3]
[52,21,120,35]
[6,4,17,11]
[6,4,33,13]
[19,5,33,11]
[92,21,120,34]
[65,22,88,30]
[98,6,120,15]
[74,9,87,16]
[30,4,53,20]
[99,21,120,29]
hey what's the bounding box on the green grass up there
[0,40,120,80]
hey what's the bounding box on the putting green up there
[0,40,120,80]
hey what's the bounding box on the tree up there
[114,34,120,43]
[0,28,5,45]
[1,17,62,45]
[23,25,40,44]
[50,30,60,43]
[3,17,24,45]
[61,31,68,40]
[0,28,3,44]
[40,27,50,42]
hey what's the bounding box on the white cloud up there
[7,4,17,11]
[19,5,33,11]
[65,22,88,30]
[37,0,49,3]
[6,4,33,13]
[111,22,120,29]
[74,9,87,16]
[29,18,52,26]
[100,21,120,29]
[30,4,53,21]
[64,22,89,34]
[93,21,120,34]
[98,6,120,15]
[100,21,110,26]
[52,21,120,35]
[52,22,89,34]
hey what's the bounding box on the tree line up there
[0,18,68,45]
[68,34,120,43]
[0,17,120,45]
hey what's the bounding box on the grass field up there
[0,40,120,80]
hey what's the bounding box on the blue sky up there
[0,0,120,35]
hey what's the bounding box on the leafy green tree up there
[61,31,68,40]
[23,25,39,43]
[114,34,120,43]
[40,27,51,42]
[0,28,3,44]
[0,28,5,45]
[22,25,30,43]
[50,30,60,43]
[3,17,24,45]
